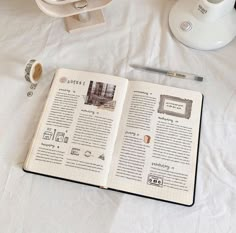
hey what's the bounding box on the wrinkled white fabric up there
[0,0,236,232]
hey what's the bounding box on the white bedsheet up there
[0,0,236,232]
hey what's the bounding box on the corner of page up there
[54,68,67,77]
[22,161,30,172]
[185,197,195,207]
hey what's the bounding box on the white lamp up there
[169,0,236,50]
[35,0,112,33]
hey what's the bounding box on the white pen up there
[130,64,203,82]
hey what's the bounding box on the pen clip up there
[167,71,185,79]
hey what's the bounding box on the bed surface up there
[0,0,236,232]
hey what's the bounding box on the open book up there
[24,68,203,206]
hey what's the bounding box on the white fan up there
[35,0,112,33]
[169,0,236,50]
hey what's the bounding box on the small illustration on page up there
[43,128,57,141]
[158,95,193,119]
[71,148,80,156]
[98,153,105,161]
[55,132,65,142]
[97,100,116,111]
[84,81,116,111]
[147,174,163,187]
[144,135,151,144]
[84,150,93,158]
[59,77,68,83]
[43,130,53,140]
[64,137,69,143]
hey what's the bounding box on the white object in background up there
[169,0,236,50]
[35,0,112,33]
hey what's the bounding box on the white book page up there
[24,69,128,187]
[108,81,202,206]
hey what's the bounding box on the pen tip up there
[130,64,140,69]
[195,76,204,82]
